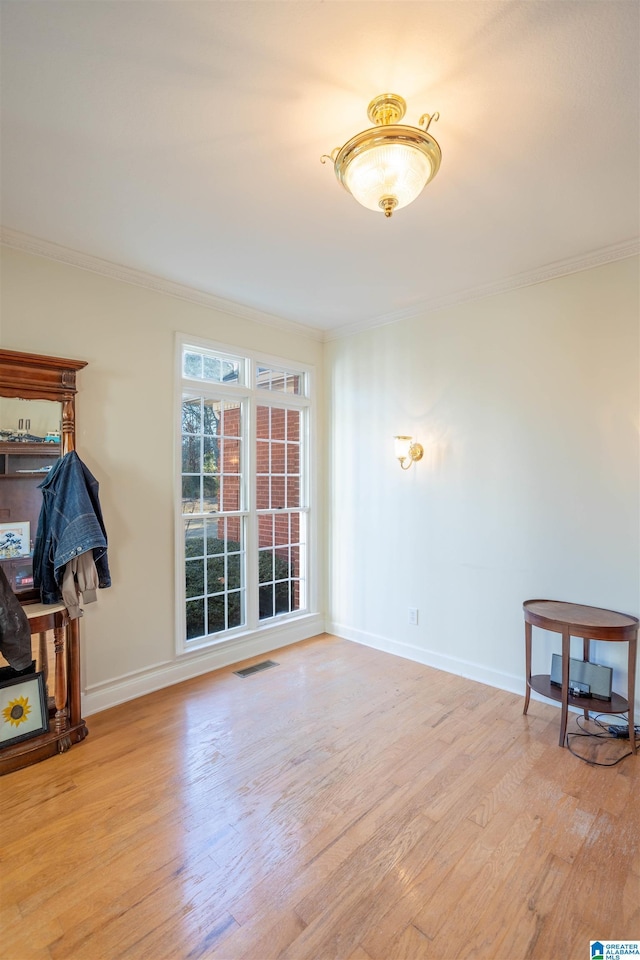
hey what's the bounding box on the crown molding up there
[0,227,325,343]
[3,227,637,345]
[325,237,640,342]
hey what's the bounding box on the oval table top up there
[523,599,638,640]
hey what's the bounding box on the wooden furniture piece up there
[0,349,88,774]
[0,349,86,602]
[0,604,88,776]
[523,598,638,751]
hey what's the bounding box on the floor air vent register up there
[233,660,279,678]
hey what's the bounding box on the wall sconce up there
[394,435,424,470]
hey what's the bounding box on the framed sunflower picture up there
[0,672,48,747]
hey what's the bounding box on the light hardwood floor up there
[2,634,639,960]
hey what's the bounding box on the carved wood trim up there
[0,349,87,401]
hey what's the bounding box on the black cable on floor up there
[566,712,639,766]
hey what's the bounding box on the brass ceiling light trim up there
[321,93,441,218]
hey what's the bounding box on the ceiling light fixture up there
[321,93,441,218]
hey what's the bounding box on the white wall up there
[2,246,638,717]
[0,246,325,712]
[326,257,640,710]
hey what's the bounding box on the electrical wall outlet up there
[408,607,418,626]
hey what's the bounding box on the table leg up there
[38,631,48,687]
[582,637,590,721]
[628,637,636,756]
[67,618,82,730]
[523,620,532,715]
[53,622,71,752]
[559,626,570,747]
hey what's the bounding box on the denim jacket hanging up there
[33,450,110,604]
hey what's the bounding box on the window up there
[177,338,311,649]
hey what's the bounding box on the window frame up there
[174,333,315,655]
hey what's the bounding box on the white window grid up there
[176,338,312,650]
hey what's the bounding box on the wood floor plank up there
[345,946,374,960]
[129,907,240,960]
[414,807,543,946]
[2,909,62,960]
[208,910,306,960]
[359,816,482,960]
[383,923,432,960]
[466,740,546,827]
[559,809,640,937]
[487,852,572,960]
[1,633,638,960]
[278,838,432,958]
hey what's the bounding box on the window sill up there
[177,610,323,658]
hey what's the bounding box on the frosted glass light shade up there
[323,94,442,217]
[393,434,424,469]
[394,435,413,462]
[344,143,433,213]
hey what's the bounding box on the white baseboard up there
[82,614,325,715]
[327,620,527,699]
[329,622,640,716]
[327,621,635,715]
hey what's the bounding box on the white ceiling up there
[1,1,638,338]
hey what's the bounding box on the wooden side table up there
[523,599,638,751]
[0,603,88,775]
